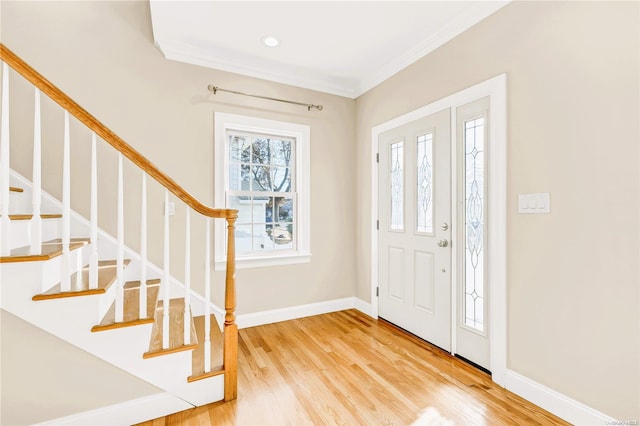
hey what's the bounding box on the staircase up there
[0,44,238,421]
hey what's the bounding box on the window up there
[389,141,404,231]
[215,113,310,269]
[415,133,433,234]
[462,116,486,332]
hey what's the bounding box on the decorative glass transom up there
[390,141,404,231]
[416,133,434,233]
[464,117,485,331]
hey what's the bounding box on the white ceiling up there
[149,1,509,98]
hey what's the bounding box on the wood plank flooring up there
[136,309,569,426]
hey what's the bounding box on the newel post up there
[223,213,238,401]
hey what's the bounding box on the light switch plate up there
[518,193,550,214]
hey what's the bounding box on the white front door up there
[374,76,507,379]
[378,109,452,351]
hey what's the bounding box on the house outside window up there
[214,112,310,269]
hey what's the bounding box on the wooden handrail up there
[1,43,238,400]
[0,44,237,220]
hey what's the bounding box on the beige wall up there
[1,1,356,420]
[2,0,638,422]
[1,0,357,314]
[1,310,162,425]
[355,1,639,420]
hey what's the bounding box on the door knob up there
[438,239,449,248]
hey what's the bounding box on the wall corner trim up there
[504,369,615,425]
[353,298,375,318]
[32,392,192,426]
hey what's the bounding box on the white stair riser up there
[98,277,117,320]
[8,218,60,250]
[2,244,90,292]
[9,190,28,214]
[2,267,105,329]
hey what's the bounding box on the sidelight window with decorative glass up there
[463,116,486,332]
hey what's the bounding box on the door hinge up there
[376,220,379,230]
[376,153,379,163]
[376,286,379,297]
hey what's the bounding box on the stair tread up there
[188,315,224,382]
[32,259,131,300]
[6,213,62,220]
[0,238,90,263]
[92,279,161,331]
[143,298,198,358]
[9,186,23,192]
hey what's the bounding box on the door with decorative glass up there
[455,97,490,370]
[378,109,451,351]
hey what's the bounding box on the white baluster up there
[75,246,83,288]
[204,217,211,373]
[89,132,98,289]
[115,153,124,322]
[1,62,11,256]
[30,88,42,254]
[162,190,170,349]
[60,111,71,292]
[139,172,147,319]
[183,207,191,345]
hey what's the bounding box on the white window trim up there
[214,112,311,270]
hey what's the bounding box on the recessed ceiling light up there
[262,36,279,48]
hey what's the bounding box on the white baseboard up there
[236,297,372,329]
[504,369,615,425]
[33,392,193,426]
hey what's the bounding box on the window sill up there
[215,252,311,270]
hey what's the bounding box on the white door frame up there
[370,74,507,385]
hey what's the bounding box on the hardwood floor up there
[136,309,569,425]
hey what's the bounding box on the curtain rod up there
[207,85,323,111]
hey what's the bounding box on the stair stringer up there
[1,260,224,406]
[2,170,226,407]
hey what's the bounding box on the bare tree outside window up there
[229,133,296,253]
[215,112,310,268]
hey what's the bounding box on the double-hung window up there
[214,113,310,269]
